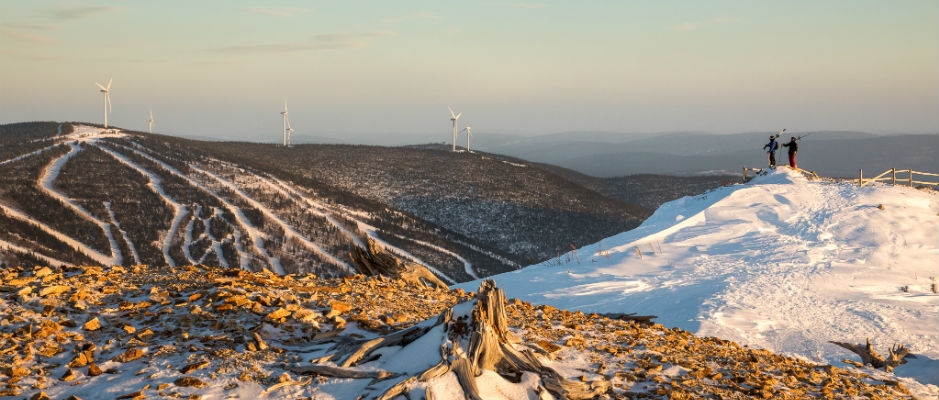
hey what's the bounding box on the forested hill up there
[1,122,664,281]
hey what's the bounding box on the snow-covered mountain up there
[459,167,939,393]
[0,122,652,280]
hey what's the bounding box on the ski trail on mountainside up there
[105,201,140,265]
[189,164,352,274]
[263,175,365,249]
[0,239,71,267]
[0,144,62,166]
[95,142,189,268]
[0,203,113,266]
[113,142,266,271]
[38,142,121,265]
[264,174,473,279]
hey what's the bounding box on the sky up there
[1,1,937,143]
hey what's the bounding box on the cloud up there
[0,21,55,44]
[511,3,548,9]
[672,17,739,31]
[52,5,116,21]
[312,31,395,49]
[207,43,316,54]
[0,27,55,44]
[208,31,396,54]
[381,12,440,24]
[244,7,311,17]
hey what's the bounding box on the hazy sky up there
[2,1,937,143]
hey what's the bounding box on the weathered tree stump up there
[830,338,911,372]
[377,279,610,399]
[349,237,449,289]
[289,279,610,399]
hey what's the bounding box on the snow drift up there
[460,167,939,391]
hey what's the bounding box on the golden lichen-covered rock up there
[112,347,144,363]
[87,363,103,377]
[82,317,101,331]
[67,352,91,368]
[265,308,291,322]
[174,376,207,388]
[39,285,69,297]
[327,300,352,318]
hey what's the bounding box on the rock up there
[179,361,210,374]
[29,392,51,400]
[113,347,145,363]
[174,376,207,388]
[35,320,62,339]
[68,352,92,368]
[326,301,352,318]
[39,285,70,297]
[60,368,77,382]
[5,366,29,378]
[83,317,101,331]
[265,308,291,322]
[252,332,269,351]
[34,267,53,278]
[87,363,103,377]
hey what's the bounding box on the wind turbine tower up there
[281,100,294,147]
[448,106,461,152]
[95,78,112,129]
[462,125,472,153]
[148,108,154,133]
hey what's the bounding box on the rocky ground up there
[0,264,917,399]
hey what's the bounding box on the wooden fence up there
[858,168,939,188]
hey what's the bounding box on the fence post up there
[742,167,746,182]
[859,169,863,187]
[909,170,914,187]
[892,168,896,186]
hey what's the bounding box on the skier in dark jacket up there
[763,136,778,168]
[782,136,798,168]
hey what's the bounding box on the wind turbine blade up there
[95,82,106,91]
[448,106,456,119]
[106,77,112,90]
[454,112,461,120]
[106,94,112,113]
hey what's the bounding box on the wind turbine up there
[448,106,461,152]
[147,108,154,133]
[95,78,112,129]
[462,124,472,153]
[281,100,294,147]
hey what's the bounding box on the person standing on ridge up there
[782,136,799,169]
[763,136,778,168]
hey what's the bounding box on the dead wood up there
[287,364,397,380]
[349,237,449,289]
[375,279,610,399]
[830,338,911,372]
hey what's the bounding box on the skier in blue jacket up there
[763,136,778,168]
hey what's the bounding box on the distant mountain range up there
[474,131,938,178]
[266,129,938,178]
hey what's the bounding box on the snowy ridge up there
[460,168,939,391]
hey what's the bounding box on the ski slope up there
[458,168,939,390]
